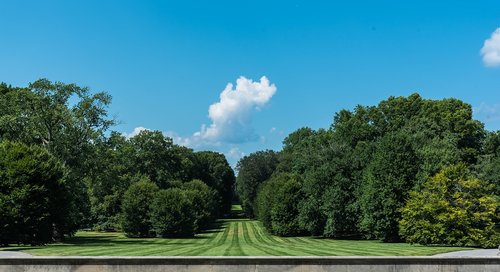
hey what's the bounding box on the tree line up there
[237,93,499,248]
[0,79,235,245]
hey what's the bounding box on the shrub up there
[256,173,305,236]
[121,178,158,237]
[0,141,68,245]
[181,179,217,231]
[151,188,196,237]
[400,164,500,248]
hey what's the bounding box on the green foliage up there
[181,179,218,231]
[255,178,279,231]
[0,79,114,230]
[151,188,196,237]
[400,164,500,248]
[121,178,158,238]
[0,79,236,240]
[129,130,183,187]
[3,77,497,248]
[236,150,279,217]
[194,151,235,216]
[87,132,133,231]
[276,127,316,174]
[256,173,305,236]
[293,129,361,238]
[122,179,218,238]
[87,130,234,232]
[477,156,500,196]
[476,131,500,196]
[414,133,461,187]
[359,132,420,242]
[0,141,68,245]
[239,93,491,246]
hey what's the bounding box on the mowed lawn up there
[0,206,468,256]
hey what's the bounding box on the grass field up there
[0,206,468,256]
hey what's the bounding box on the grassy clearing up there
[0,206,468,256]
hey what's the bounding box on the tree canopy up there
[0,79,235,242]
[246,93,498,247]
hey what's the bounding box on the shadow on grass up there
[224,209,246,220]
[1,211,247,250]
[0,246,42,251]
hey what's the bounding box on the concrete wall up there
[0,256,499,272]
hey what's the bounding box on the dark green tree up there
[476,131,500,195]
[194,151,235,216]
[0,141,69,245]
[129,130,183,187]
[121,178,158,237]
[360,132,420,242]
[276,127,316,174]
[86,132,134,230]
[0,79,114,230]
[236,150,279,217]
[256,173,305,236]
[181,179,217,231]
[151,188,196,237]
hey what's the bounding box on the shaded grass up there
[0,205,469,256]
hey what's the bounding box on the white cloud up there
[185,76,277,147]
[121,76,276,167]
[474,102,500,121]
[481,28,500,67]
[123,126,149,139]
[226,147,245,160]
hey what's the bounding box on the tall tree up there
[128,130,183,188]
[194,151,235,216]
[86,132,135,230]
[476,131,500,195]
[236,150,279,217]
[360,132,420,242]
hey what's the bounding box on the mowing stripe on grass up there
[240,220,274,255]
[222,221,243,256]
[246,221,299,256]
[2,206,468,256]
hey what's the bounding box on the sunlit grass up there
[0,205,468,256]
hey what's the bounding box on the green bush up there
[0,141,68,245]
[151,188,196,237]
[256,173,305,236]
[255,178,279,231]
[121,178,158,237]
[181,179,217,231]
[400,164,500,248]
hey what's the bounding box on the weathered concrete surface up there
[0,252,31,258]
[434,249,499,257]
[0,256,499,272]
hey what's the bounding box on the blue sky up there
[1,0,500,166]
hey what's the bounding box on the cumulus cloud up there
[481,28,500,67]
[122,76,276,167]
[123,126,149,139]
[186,76,277,147]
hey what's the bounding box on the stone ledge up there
[1,256,499,265]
